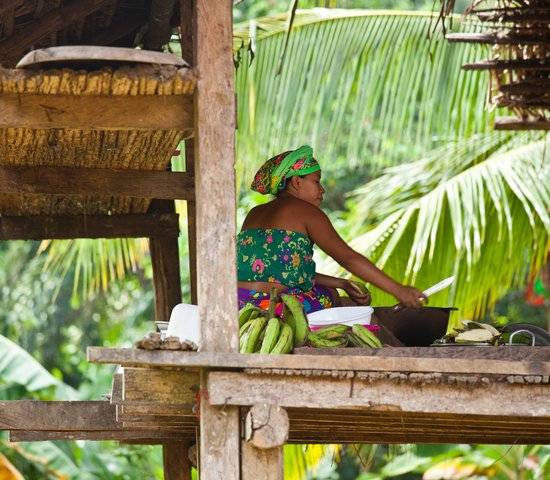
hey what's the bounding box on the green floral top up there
[237,229,316,290]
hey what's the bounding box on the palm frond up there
[234,9,493,195]
[327,137,550,322]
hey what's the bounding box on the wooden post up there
[180,0,197,305]
[241,404,287,480]
[194,0,239,477]
[163,441,192,480]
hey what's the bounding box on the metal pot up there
[373,306,456,347]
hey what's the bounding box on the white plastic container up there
[307,306,374,331]
[166,303,200,346]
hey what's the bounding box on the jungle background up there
[1,0,550,478]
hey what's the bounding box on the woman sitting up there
[237,145,426,315]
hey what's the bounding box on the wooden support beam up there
[495,117,550,130]
[10,430,190,442]
[241,443,284,480]
[123,368,199,405]
[0,213,179,240]
[0,165,194,200]
[0,0,115,66]
[148,199,183,321]
[87,347,550,376]
[207,371,550,418]
[163,441,192,480]
[0,401,119,431]
[0,94,194,131]
[193,0,239,475]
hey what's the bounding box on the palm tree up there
[233,9,549,323]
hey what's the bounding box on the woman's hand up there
[394,285,427,308]
[342,280,371,306]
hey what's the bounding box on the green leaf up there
[0,335,77,399]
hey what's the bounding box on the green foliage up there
[234,9,491,200]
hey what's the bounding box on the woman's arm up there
[315,272,371,306]
[304,203,427,308]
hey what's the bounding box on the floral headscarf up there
[251,145,320,195]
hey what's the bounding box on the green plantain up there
[307,331,349,348]
[270,323,294,354]
[314,324,350,340]
[260,317,282,354]
[351,324,382,348]
[239,305,263,328]
[346,331,371,348]
[240,317,267,353]
[280,293,308,347]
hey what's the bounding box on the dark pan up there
[373,306,456,347]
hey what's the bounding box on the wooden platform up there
[79,346,550,445]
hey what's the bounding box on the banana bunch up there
[307,323,382,348]
[239,294,384,352]
[238,292,310,354]
[433,320,502,345]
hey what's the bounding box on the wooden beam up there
[163,441,192,480]
[148,199,183,321]
[241,443,284,480]
[193,0,239,476]
[495,117,550,130]
[462,60,550,71]
[446,32,549,45]
[87,347,550,376]
[0,165,194,200]
[0,94,194,131]
[180,0,197,304]
[0,213,180,240]
[0,401,119,430]
[10,430,190,442]
[0,0,115,66]
[207,372,550,418]
[123,368,199,405]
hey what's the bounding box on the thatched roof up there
[0,64,195,220]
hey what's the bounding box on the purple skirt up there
[238,285,334,317]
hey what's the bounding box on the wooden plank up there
[123,368,199,405]
[0,165,194,200]
[0,94,193,131]
[207,372,550,418]
[0,0,114,66]
[0,213,179,240]
[462,60,550,71]
[17,45,187,69]
[10,430,191,442]
[241,443,284,480]
[446,32,549,45]
[0,401,119,430]
[148,199,183,321]
[193,0,239,475]
[194,0,238,353]
[185,139,198,304]
[87,347,550,376]
[495,117,550,131]
[163,441,192,480]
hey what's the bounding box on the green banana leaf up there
[0,335,77,399]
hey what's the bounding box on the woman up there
[237,145,427,314]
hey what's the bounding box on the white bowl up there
[166,304,200,345]
[307,306,373,329]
